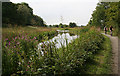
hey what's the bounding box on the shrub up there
[32,29,104,75]
[2,27,104,75]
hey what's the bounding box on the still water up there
[38,30,78,51]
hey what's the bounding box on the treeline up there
[2,2,46,27]
[49,22,77,28]
[88,2,120,36]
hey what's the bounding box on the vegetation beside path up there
[2,26,103,75]
[2,26,113,75]
[83,35,112,74]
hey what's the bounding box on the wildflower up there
[17,52,19,54]
[15,37,17,39]
[25,38,27,41]
[22,36,24,39]
[18,37,21,39]
[36,40,38,41]
[27,65,30,68]
[26,69,28,72]
[18,62,21,65]
[22,60,24,63]
[30,57,32,60]
[5,38,8,40]
[37,68,42,71]
[13,38,15,41]
[17,42,20,45]
[26,33,28,35]
[19,34,21,36]
[9,42,10,45]
[30,62,33,65]
[34,37,37,40]
[14,46,16,48]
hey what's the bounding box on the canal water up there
[38,30,78,54]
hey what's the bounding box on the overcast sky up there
[10,0,99,26]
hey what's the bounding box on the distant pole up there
[60,16,63,24]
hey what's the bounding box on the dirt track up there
[102,33,119,74]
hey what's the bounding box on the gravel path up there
[102,33,119,74]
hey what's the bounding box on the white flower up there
[18,62,21,65]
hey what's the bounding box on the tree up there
[89,3,106,28]
[2,2,47,27]
[53,25,59,27]
[59,23,64,28]
[31,15,45,27]
[88,2,120,36]
[16,2,33,25]
[69,22,77,28]
[2,2,18,26]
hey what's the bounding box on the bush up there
[32,29,104,75]
[2,27,104,75]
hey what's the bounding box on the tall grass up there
[2,27,57,75]
[2,26,105,75]
[2,26,57,41]
[35,28,104,75]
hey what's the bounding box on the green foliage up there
[16,2,33,25]
[79,26,90,33]
[84,35,112,74]
[2,27,105,75]
[88,2,119,36]
[2,2,18,25]
[104,2,119,36]
[50,23,69,28]
[39,29,104,75]
[49,22,77,28]
[59,23,63,28]
[2,35,38,75]
[69,22,77,28]
[59,23,69,28]
[2,2,46,27]
[2,29,57,75]
[31,15,46,27]
[54,25,59,27]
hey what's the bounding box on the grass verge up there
[83,35,112,74]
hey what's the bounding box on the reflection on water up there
[38,30,78,51]
[49,33,77,48]
[57,30,69,33]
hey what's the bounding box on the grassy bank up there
[2,26,112,75]
[83,35,112,74]
[2,26,58,75]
